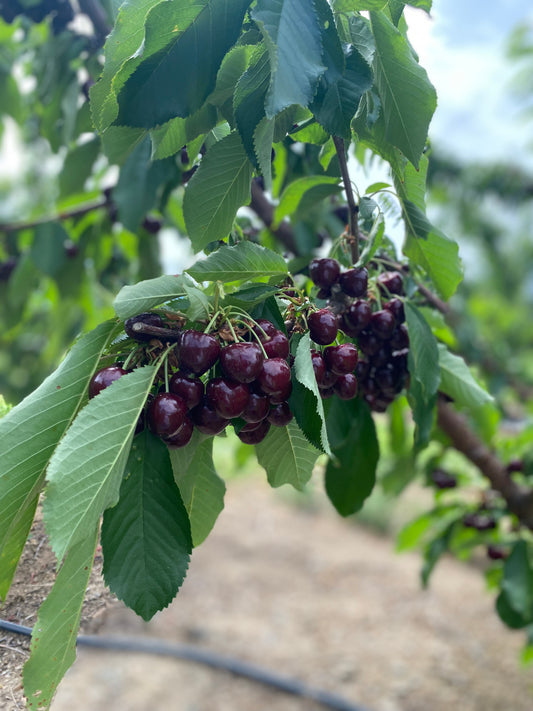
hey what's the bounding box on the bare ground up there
[1,474,532,711]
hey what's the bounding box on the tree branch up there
[332,136,360,264]
[0,199,109,233]
[249,179,298,254]
[437,397,533,530]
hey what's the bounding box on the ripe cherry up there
[333,373,358,400]
[339,267,368,297]
[323,343,358,375]
[168,372,204,409]
[267,402,293,427]
[384,297,405,323]
[220,342,264,383]
[370,310,396,339]
[190,398,229,435]
[390,324,409,351]
[358,330,382,357]
[148,392,187,438]
[377,271,404,296]
[260,330,290,359]
[177,330,220,374]
[241,393,270,423]
[257,358,292,396]
[237,419,271,445]
[206,377,250,419]
[309,257,340,289]
[308,308,338,345]
[345,300,372,333]
[165,416,194,449]
[89,366,128,398]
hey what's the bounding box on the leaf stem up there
[332,136,360,264]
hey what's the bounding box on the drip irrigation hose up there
[0,618,370,711]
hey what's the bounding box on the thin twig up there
[0,199,108,233]
[332,136,359,264]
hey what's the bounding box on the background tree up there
[0,1,532,708]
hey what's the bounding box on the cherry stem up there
[164,356,169,392]
[123,348,140,371]
[332,136,360,265]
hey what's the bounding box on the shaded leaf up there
[113,274,193,319]
[255,420,320,490]
[186,241,287,283]
[405,301,440,398]
[438,344,494,409]
[274,176,341,227]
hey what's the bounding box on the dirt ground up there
[1,474,532,711]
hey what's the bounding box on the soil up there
[1,475,532,711]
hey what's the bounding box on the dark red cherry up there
[308,308,338,345]
[89,366,128,398]
[268,379,293,404]
[261,330,290,359]
[390,323,409,351]
[345,300,372,332]
[205,377,250,419]
[323,343,358,375]
[237,419,271,445]
[190,398,229,435]
[148,392,187,438]
[370,310,396,339]
[333,373,358,400]
[165,416,194,448]
[241,393,270,423]
[319,386,336,399]
[177,330,220,374]
[220,342,264,383]
[309,257,340,289]
[358,330,382,356]
[383,297,405,323]
[377,271,404,296]
[257,358,292,395]
[430,468,457,489]
[252,319,278,339]
[339,267,368,297]
[168,372,204,409]
[311,350,326,385]
[267,402,293,427]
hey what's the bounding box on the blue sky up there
[406,0,533,171]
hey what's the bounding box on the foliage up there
[0,1,532,707]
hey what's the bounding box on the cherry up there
[220,342,264,383]
[339,267,368,297]
[390,323,409,351]
[0,257,17,282]
[333,373,358,400]
[165,416,194,449]
[377,271,404,296]
[237,419,271,445]
[89,365,128,398]
[178,330,220,374]
[260,330,290,359]
[319,369,338,389]
[358,331,382,357]
[241,393,270,423]
[355,358,369,380]
[148,392,187,439]
[487,545,507,561]
[268,402,293,426]
[430,468,457,489]
[257,358,292,396]
[252,319,278,339]
[308,308,338,345]
[384,297,405,323]
[268,379,293,404]
[206,377,250,419]
[190,398,229,435]
[319,386,336,399]
[370,310,396,339]
[506,459,524,473]
[309,258,340,289]
[323,343,358,375]
[168,372,204,409]
[345,299,372,333]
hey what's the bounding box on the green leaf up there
[290,333,331,455]
[115,0,251,128]
[30,222,69,277]
[150,103,217,161]
[43,366,159,563]
[405,301,440,398]
[113,274,193,319]
[234,44,271,166]
[255,420,320,490]
[101,126,147,165]
[333,0,387,9]
[208,45,256,109]
[169,432,226,546]
[223,283,280,309]
[101,430,192,621]
[437,344,494,409]
[369,10,436,167]
[407,377,436,450]
[183,131,254,253]
[0,321,118,601]
[273,176,342,227]
[59,137,101,198]
[252,0,326,117]
[325,398,379,516]
[254,117,276,190]
[501,542,533,620]
[421,520,455,586]
[496,590,531,630]
[186,241,288,283]
[402,200,463,300]
[23,526,99,711]
[183,285,211,321]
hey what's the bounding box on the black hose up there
[0,618,370,711]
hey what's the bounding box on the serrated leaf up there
[325,398,379,516]
[169,432,226,546]
[150,103,217,161]
[421,520,455,586]
[405,301,440,397]
[182,285,211,321]
[113,274,193,319]
[370,10,436,167]
[224,283,279,309]
[402,199,463,300]
[30,222,69,277]
[289,379,326,453]
[357,212,385,267]
[437,344,494,409]
[101,430,192,621]
[290,333,331,455]
[23,526,99,711]
[407,377,436,450]
[234,44,270,167]
[0,321,118,601]
[333,0,387,9]
[252,0,326,117]
[101,125,147,165]
[183,131,254,252]
[255,420,320,490]
[501,541,533,620]
[43,366,159,563]
[208,45,256,109]
[253,117,275,190]
[273,176,341,227]
[115,0,251,128]
[59,137,100,198]
[186,241,287,283]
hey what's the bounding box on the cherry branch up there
[332,136,360,264]
[0,199,109,233]
[437,397,533,531]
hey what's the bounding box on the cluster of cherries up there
[308,258,410,412]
